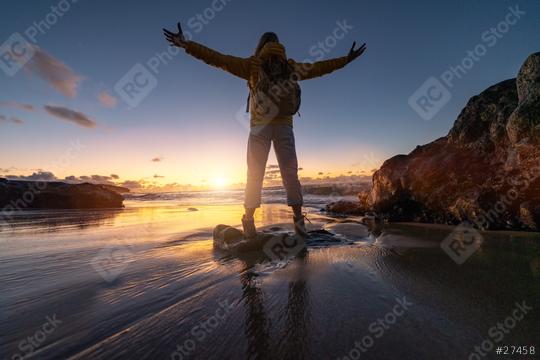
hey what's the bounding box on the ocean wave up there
[125,188,357,208]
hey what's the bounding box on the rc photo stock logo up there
[91,242,134,282]
[236,93,279,131]
[441,221,483,265]
[9,314,63,360]
[113,43,184,108]
[114,63,158,108]
[114,0,233,108]
[408,4,525,121]
[234,94,280,133]
[408,77,452,121]
[0,33,36,76]
[1,0,81,77]
[263,232,306,261]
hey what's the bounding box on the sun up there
[211,177,228,188]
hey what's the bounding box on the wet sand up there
[1,201,539,360]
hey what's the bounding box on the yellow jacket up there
[184,41,349,126]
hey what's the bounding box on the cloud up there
[98,91,117,108]
[0,166,22,174]
[267,164,279,169]
[91,175,113,182]
[0,168,12,175]
[120,180,143,190]
[4,171,153,191]
[154,174,164,178]
[63,174,117,185]
[151,156,163,162]
[25,47,83,98]
[318,172,324,175]
[6,171,57,181]
[0,101,35,111]
[44,105,97,128]
[0,115,24,125]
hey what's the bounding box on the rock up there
[519,202,540,229]
[448,79,518,147]
[357,190,370,208]
[213,224,230,238]
[0,180,124,210]
[368,52,540,231]
[213,224,244,249]
[531,257,540,277]
[303,183,370,196]
[325,200,367,215]
[507,53,540,144]
[516,52,540,102]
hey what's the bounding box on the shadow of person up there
[280,250,311,360]
[234,249,311,360]
[223,251,270,359]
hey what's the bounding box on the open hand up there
[163,22,188,48]
[347,42,366,63]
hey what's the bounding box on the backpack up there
[246,60,301,120]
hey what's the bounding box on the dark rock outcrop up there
[304,183,370,196]
[326,191,372,215]
[325,200,366,215]
[0,179,125,210]
[368,52,540,230]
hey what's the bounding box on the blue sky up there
[0,0,539,189]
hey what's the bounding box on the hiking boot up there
[293,214,309,238]
[242,215,257,239]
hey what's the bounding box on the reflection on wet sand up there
[1,209,122,232]
[281,253,310,360]
[234,249,311,360]
[239,254,272,359]
[234,251,310,359]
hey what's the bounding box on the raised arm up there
[290,42,366,80]
[163,22,251,80]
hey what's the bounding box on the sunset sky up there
[1,0,539,191]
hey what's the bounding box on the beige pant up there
[244,124,303,208]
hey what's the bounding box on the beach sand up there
[1,193,539,359]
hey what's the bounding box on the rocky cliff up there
[368,52,540,230]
